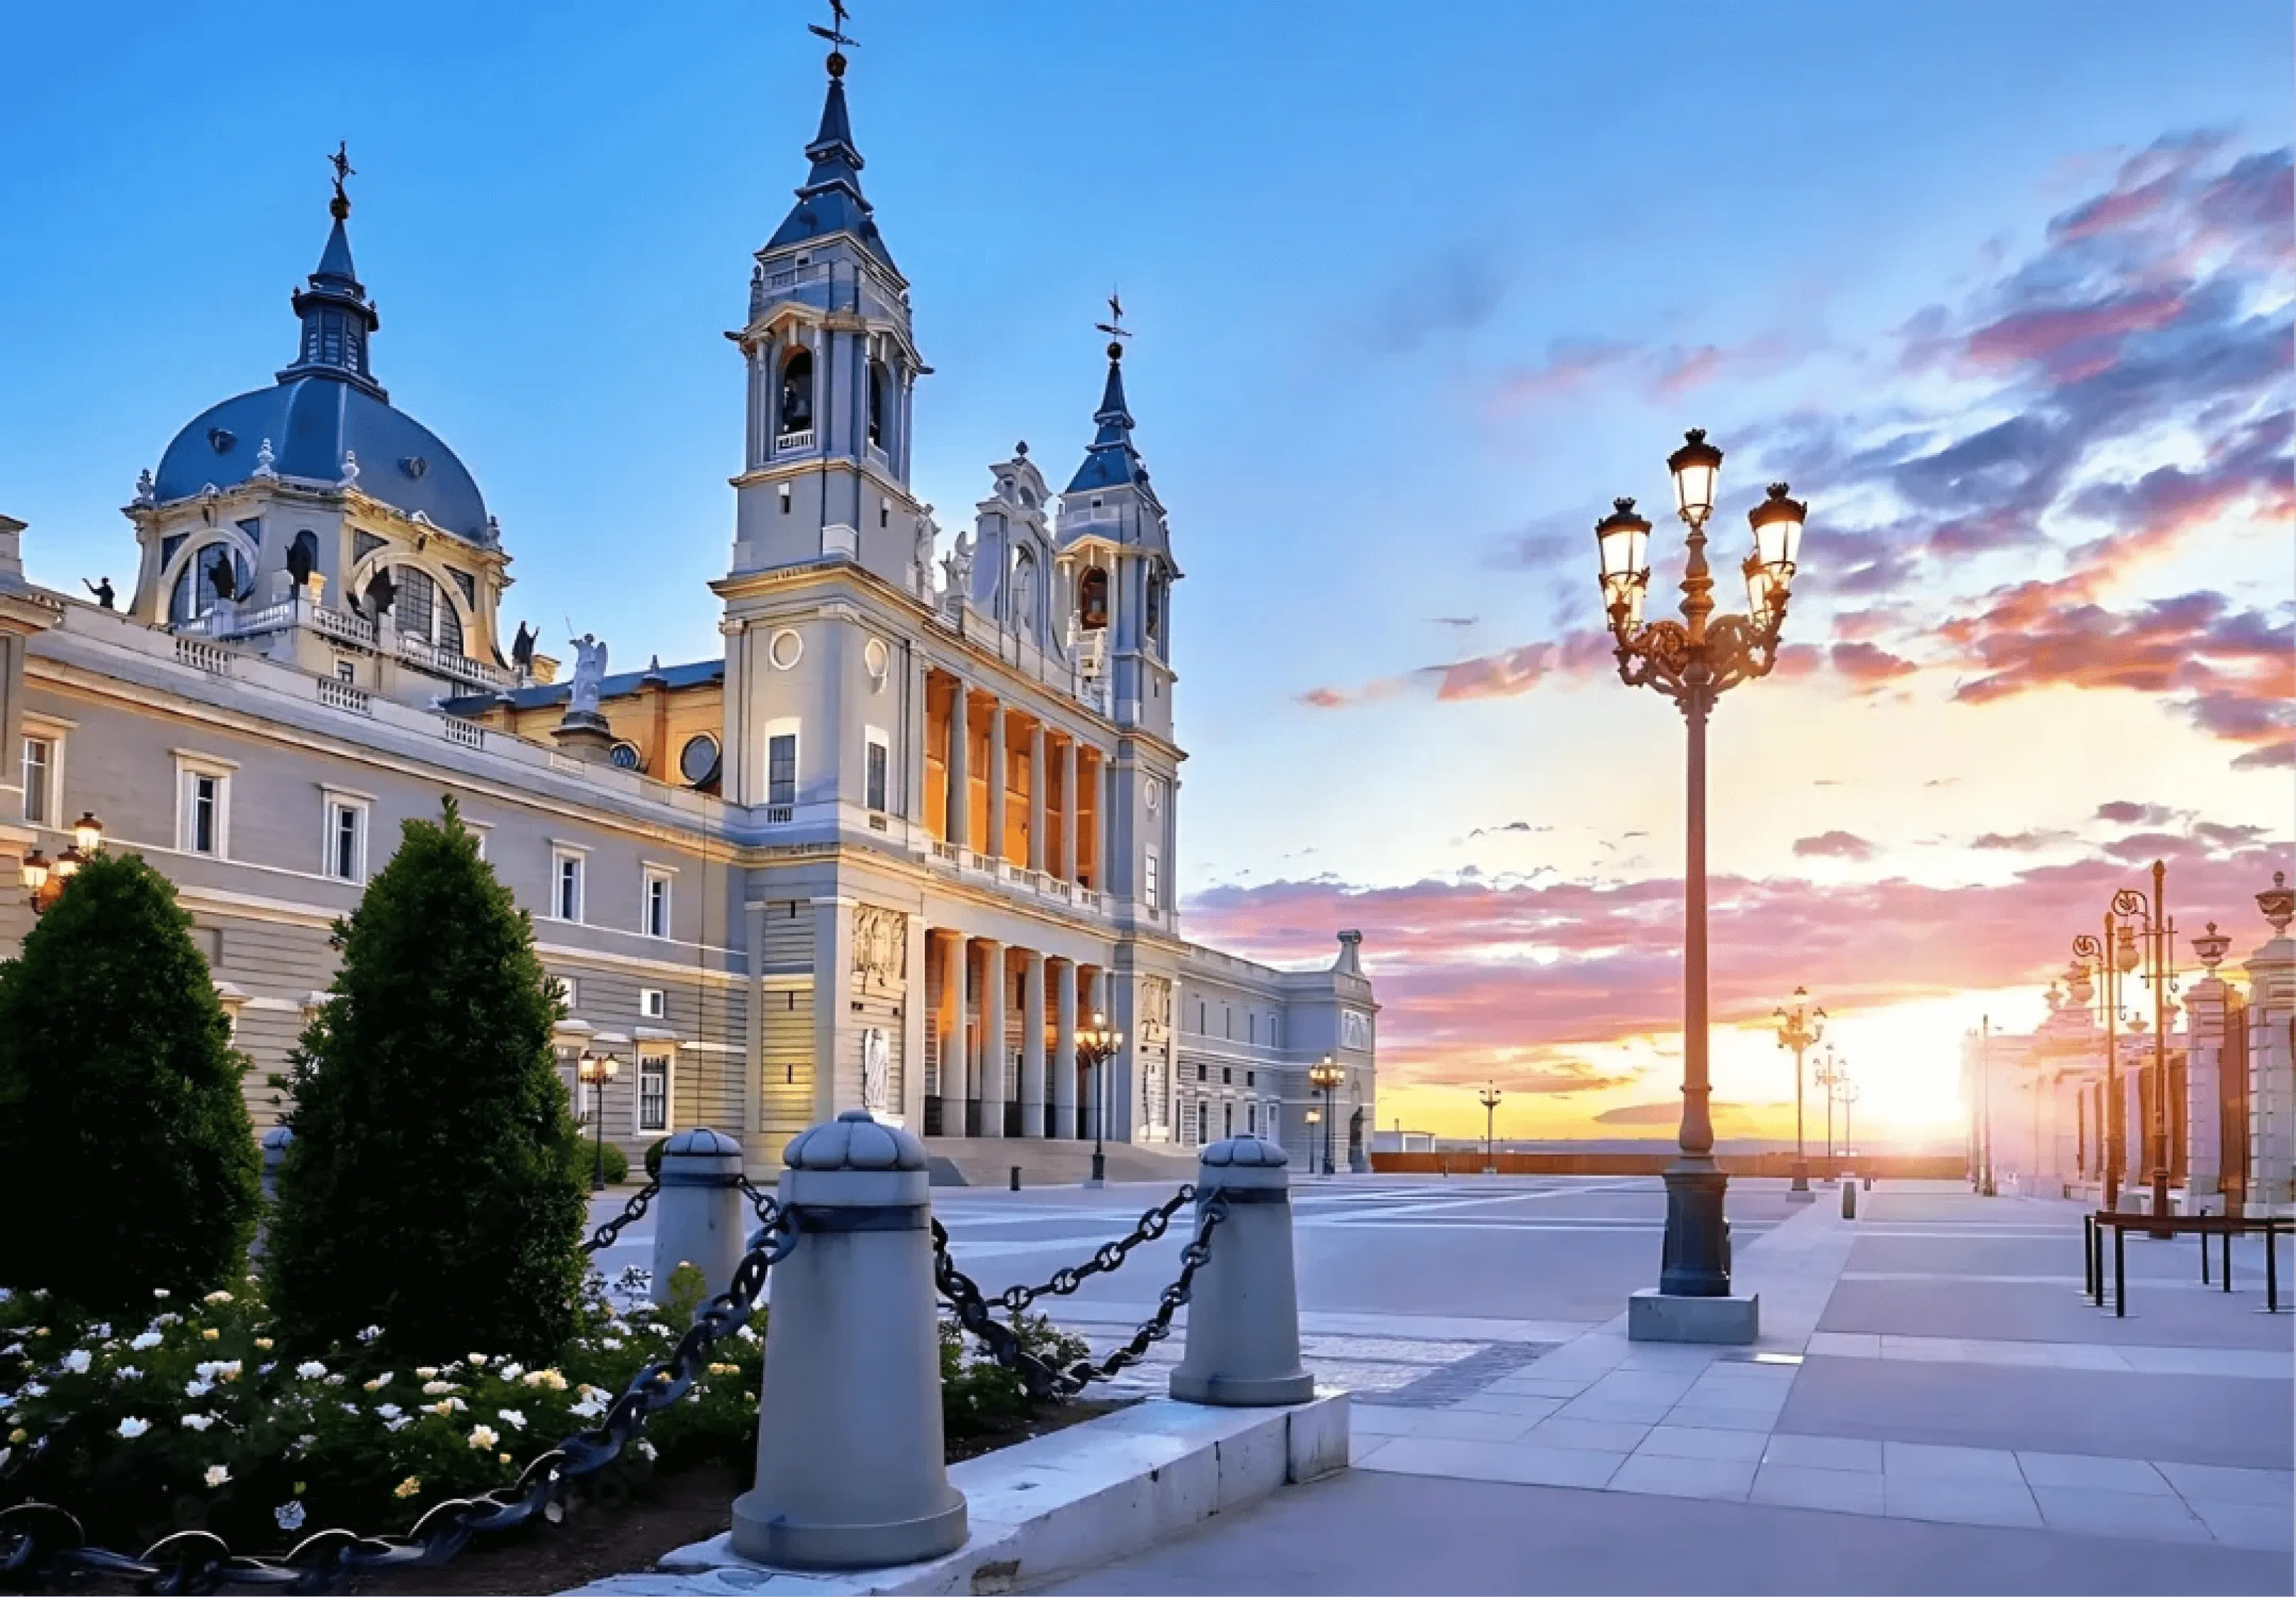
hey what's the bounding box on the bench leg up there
[2201,1230,2210,1285]
[2223,1230,2233,1293]
[2115,1225,2127,1318]
[2269,1230,2279,1314]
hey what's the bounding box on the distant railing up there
[316,676,371,716]
[397,630,508,688]
[442,717,486,750]
[775,429,816,454]
[311,605,378,648]
[174,635,234,675]
[928,839,962,866]
[764,804,795,825]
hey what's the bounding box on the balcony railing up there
[316,677,371,716]
[929,839,962,866]
[764,805,795,825]
[310,605,377,648]
[775,429,816,455]
[174,636,234,676]
[396,630,508,688]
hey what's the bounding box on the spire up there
[1066,323,1149,496]
[278,143,385,398]
[764,33,896,268]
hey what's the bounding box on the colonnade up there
[926,667,1106,891]
[923,927,1111,1141]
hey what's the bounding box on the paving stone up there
[1761,1433,1883,1472]
[2013,1450,2174,1494]
[1749,1462,1887,1514]
[1883,1474,2043,1529]
[1525,1416,1653,1452]
[1607,1452,1757,1501]
[2029,1486,2213,1543]
[2188,1498,2296,1551]
[2154,1460,2296,1507]
[1882,1440,2026,1482]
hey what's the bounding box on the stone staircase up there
[923,1136,1200,1189]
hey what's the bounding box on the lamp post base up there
[1657,1162,1734,1298]
[1789,1158,1810,1195]
[2149,1170,2174,1237]
[1088,1148,1106,1188]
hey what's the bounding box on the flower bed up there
[0,1267,1089,1562]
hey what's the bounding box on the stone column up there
[935,932,966,1134]
[2245,877,2295,1213]
[2186,957,2231,1211]
[985,697,1006,864]
[1059,736,1079,882]
[742,901,765,1155]
[1052,957,1079,1140]
[902,913,929,1127]
[1019,950,1047,1138]
[945,679,970,849]
[1096,753,1114,893]
[906,652,928,824]
[1027,722,1047,875]
[977,937,1007,1138]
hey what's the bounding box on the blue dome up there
[152,201,493,545]
[154,377,491,544]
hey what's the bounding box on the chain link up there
[933,1185,1229,1401]
[581,1178,661,1255]
[0,1202,801,1594]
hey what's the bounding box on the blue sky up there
[4,1,2290,1136]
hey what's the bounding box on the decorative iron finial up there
[2260,871,2294,936]
[1096,288,1131,360]
[809,0,857,75]
[328,141,355,221]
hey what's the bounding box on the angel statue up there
[940,527,974,603]
[912,506,938,597]
[567,632,609,716]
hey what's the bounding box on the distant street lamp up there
[577,1048,621,1192]
[1477,1082,1503,1175]
[1833,1074,1860,1166]
[2072,911,2134,1212]
[1076,1011,1123,1186]
[19,811,104,916]
[1309,1055,1343,1176]
[1596,431,1805,1301]
[2111,861,2179,1235]
[1814,1047,1845,1176]
[1773,987,1825,1195]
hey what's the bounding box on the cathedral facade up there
[0,45,1378,1179]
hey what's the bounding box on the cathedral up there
[0,38,1378,1180]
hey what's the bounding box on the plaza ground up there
[587,1175,2294,1595]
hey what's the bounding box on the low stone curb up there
[562,1391,1351,1595]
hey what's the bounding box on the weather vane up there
[1095,288,1131,352]
[328,140,355,219]
[808,0,858,54]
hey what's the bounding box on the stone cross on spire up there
[329,141,355,220]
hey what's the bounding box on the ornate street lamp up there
[1773,987,1825,1195]
[1597,430,1805,1300]
[1478,1081,1503,1175]
[1309,1055,1343,1176]
[577,1048,621,1192]
[1076,1011,1123,1186]
[1833,1074,1860,1164]
[19,811,103,916]
[2110,861,2179,1235]
[1814,1047,1845,1176]
[2072,911,2133,1211]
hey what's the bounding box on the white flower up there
[184,1379,213,1399]
[325,1373,345,1386]
[60,1350,90,1375]
[421,1381,457,1396]
[467,1424,500,1450]
[204,1291,233,1306]
[374,1403,404,1420]
[466,1353,487,1367]
[152,1289,171,1300]
[92,1324,111,1339]
[117,1417,151,1438]
[182,1413,215,1433]
[129,1332,162,1351]
[21,1383,46,1399]
[635,1440,657,1461]
[357,1325,382,1344]
[154,1314,180,1327]
[384,1415,414,1433]
[498,1363,525,1380]
[274,1499,307,1532]
[339,1402,360,1415]
[602,1338,624,1351]
[295,1361,327,1379]
[206,1465,231,1488]
[569,1398,604,1420]
[414,1366,439,1380]
[116,1366,141,1380]
[364,1375,393,1393]
[496,1408,528,1430]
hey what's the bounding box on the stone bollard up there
[1840,1178,1857,1220]
[732,1110,965,1569]
[651,1127,747,1307]
[1170,1136,1315,1407]
[1010,1165,1022,1192]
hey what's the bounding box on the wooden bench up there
[2085,1210,2295,1317]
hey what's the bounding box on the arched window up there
[780,349,815,437]
[387,565,465,655]
[1079,566,1109,631]
[169,543,245,624]
[288,529,320,587]
[867,360,889,449]
[1146,571,1166,644]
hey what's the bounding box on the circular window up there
[863,637,890,677]
[609,741,642,771]
[679,733,722,787]
[1146,779,1162,812]
[768,628,804,670]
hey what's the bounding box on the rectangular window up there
[1249,1013,1257,1044]
[175,760,232,858]
[643,869,672,938]
[1223,1102,1235,1139]
[1266,1104,1279,1142]
[637,1049,671,1133]
[324,798,367,882]
[767,731,798,807]
[335,659,356,684]
[1144,847,1160,911]
[640,988,666,1020]
[864,728,889,812]
[557,975,579,1010]
[1247,1102,1257,1136]
[1270,1015,1281,1048]
[20,736,53,827]
[1197,1102,1208,1144]
[554,850,585,922]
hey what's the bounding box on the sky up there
[2,1,2290,1146]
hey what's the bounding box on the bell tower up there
[728,31,931,595]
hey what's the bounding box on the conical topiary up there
[266,797,587,1361]
[0,850,261,1312]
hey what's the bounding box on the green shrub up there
[937,1311,1091,1437]
[0,852,260,1314]
[581,1138,629,1187]
[266,798,587,1363]
[643,1136,669,1183]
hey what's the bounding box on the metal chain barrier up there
[933,1185,1230,1401]
[581,1178,661,1255]
[0,1203,802,1594]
